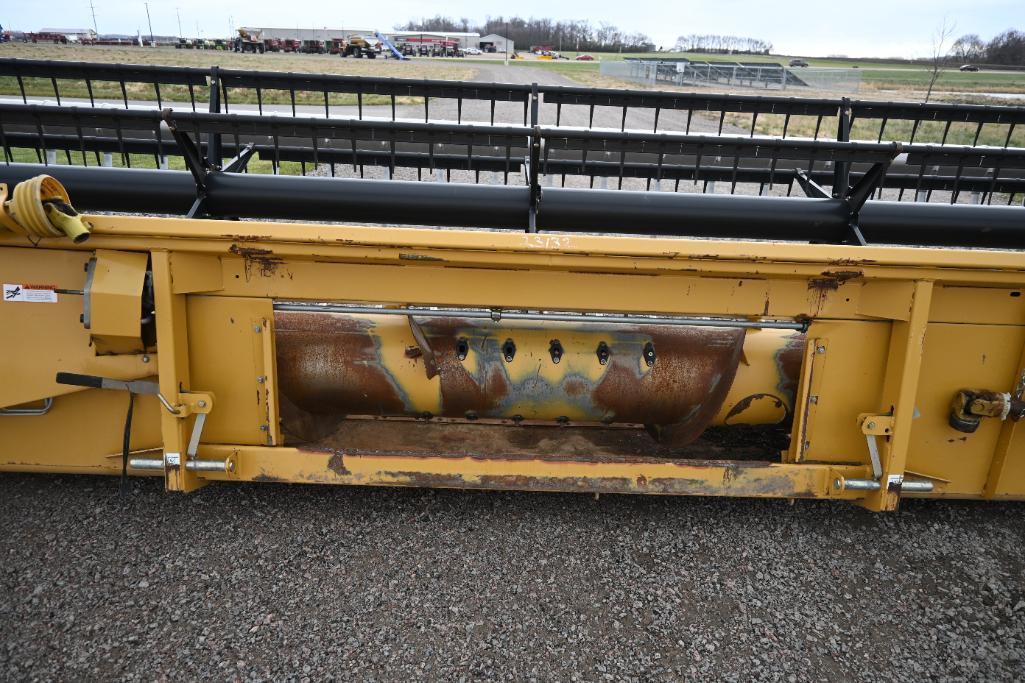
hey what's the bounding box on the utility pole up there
[144,1,154,47]
[504,21,509,66]
[176,7,182,39]
[89,0,99,35]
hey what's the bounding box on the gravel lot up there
[2,474,1024,681]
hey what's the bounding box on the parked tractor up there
[300,39,326,54]
[341,35,377,58]
[233,29,265,53]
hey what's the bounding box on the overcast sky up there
[3,0,1021,58]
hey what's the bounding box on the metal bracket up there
[162,108,215,219]
[795,141,902,246]
[526,123,542,234]
[222,143,257,174]
[407,316,439,379]
[832,98,852,198]
[179,392,213,458]
[0,397,54,416]
[858,414,894,480]
[794,170,830,200]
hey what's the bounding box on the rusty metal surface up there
[275,312,747,447]
[301,419,784,462]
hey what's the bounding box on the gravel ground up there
[2,474,1024,681]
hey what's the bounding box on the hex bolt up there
[141,355,150,364]
[643,341,656,367]
[867,421,876,430]
[809,395,818,404]
[197,400,207,408]
[549,339,563,364]
[256,375,266,384]
[816,345,826,354]
[502,339,516,362]
[253,324,263,333]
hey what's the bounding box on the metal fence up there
[0,59,1022,206]
[601,60,862,93]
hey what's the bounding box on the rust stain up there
[291,466,815,498]
[775,332,807,407]
[275,312,407,441]
[229,243,284,279]
[723,393,785,423]
[398,253,445,262]
[221,233,267,241]
[294,419,785,463]
[807,270,863,291]
[327,453,351,476]
[599,326,745,447]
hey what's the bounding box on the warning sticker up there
[3,283,58,303]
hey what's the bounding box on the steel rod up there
[271,302,808,330]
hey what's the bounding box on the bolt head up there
[867,421,876,430]
[253,324,263,333]
[197,400,207,408]
[141,355,150,363]
[816,346,826,354]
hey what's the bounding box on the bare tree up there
[951,33,985,62]
[925,18,955,103]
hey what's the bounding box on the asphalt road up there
[2,474,1023,680]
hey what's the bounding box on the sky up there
[2,0,1021,58]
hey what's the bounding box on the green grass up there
[501,51,1025,95]
[0,76,425,107]
[723,111,1024,147]
[6,146,307,175]
[858,69,1025,93]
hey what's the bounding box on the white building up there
[389,31,480,49]
[479,34,513,54]
[240,27,378,42]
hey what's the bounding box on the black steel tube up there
[0,164,197,214]
[204,171,529,227]
[1,164,1021,247]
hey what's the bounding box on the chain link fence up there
[600,60,862,92]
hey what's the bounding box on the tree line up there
[951,29,1025,66]
[673,34,772,55]
[395,15,655,52]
